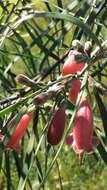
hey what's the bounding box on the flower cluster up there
[1,41,99,163]
[61,43,99,162]
[46,42,99,163]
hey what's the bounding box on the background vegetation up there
[0,0,107,189]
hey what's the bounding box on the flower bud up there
[72,40,84,52]
[84,41,92,55]
[33,92,50,105]
[16,74,37,88]
[16,74,31,85]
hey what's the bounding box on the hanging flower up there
[66,99,99,162]
[69,79,81,104]
[5,113,31,151]
[47,108,66,145]
[62,50,86,76]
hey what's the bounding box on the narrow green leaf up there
[13,30,33,75]
[44,0,52,12]
[13,151,23,178]
[34,12,101,46]
[6,11,101,48]
[0,98,27,116]
[13,136,34,189]
[92,61,107,77]
[33,108,40,143]
[67,0,82,11]
[57,0,63,9]
[94,129,107,164]
[35,156,44,184]
[5,153,11,190]
[94,89,107,137]
[97,143,107,164]
[17,133,44,190]
[0,71,13,90]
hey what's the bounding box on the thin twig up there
[40,48,72,81]
[5,0,20,23]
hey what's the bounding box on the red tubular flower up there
[69,80,81,104]
[47,108,66,146]
[62,50,86,76]
[5,113,31,151]
[66,99,99,162]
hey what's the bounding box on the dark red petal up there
[47,108,66,145]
